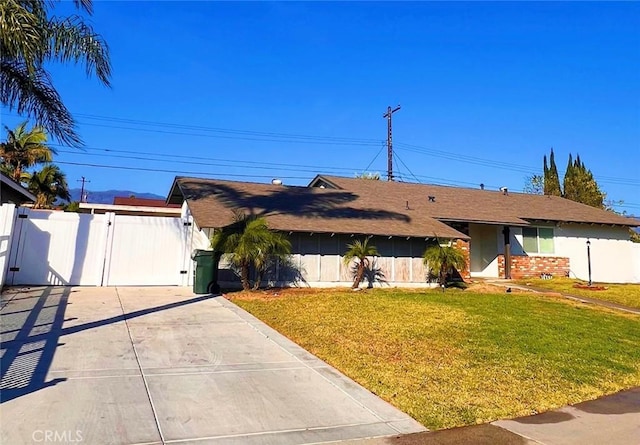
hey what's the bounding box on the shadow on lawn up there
[0,287,216,403]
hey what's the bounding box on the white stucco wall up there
[469,222,639,283]
[504,224,638,284]
[554,224,639,284]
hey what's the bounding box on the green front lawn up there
[230,288,640,430]
[515,277,640,310]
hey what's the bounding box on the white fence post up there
[0,203,17,289]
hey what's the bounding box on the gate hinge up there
[183,222,192,226]
[18,214,27,219]
[179,270,188,274]
[9,267,19,272]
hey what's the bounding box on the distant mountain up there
[68,189,165,204]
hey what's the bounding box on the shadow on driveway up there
[0,287,214,403]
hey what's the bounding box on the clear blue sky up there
[2,2,639,212]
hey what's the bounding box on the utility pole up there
[78,176,90,203]
[383,105,401,181]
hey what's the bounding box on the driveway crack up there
[115,286,166,445]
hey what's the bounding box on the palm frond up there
[209,213,291,290]
[0,0,109,146]
[26,163,70,208]
[0,58,81,146]
[423,242,466,285]
[343,237,379,264]
[46,15,111,86]
[73,0,93,14]
[0,0,47,69]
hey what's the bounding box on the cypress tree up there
[562,153,605,208]
[563,154,578,201]
[543,148,562,196]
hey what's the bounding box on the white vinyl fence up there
[633,242,640,284]
[0,203,17,288]
[3,207,210,287]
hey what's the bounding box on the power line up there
[74,112,381,143]
[4,112,383,147]
[51,159,640,209]
[362,143,386,173]
[55,161,313,180]
[53,143,504,190]
[394,143,640,187]
[393,150,421,184]
[51,144,359,174]
[54,148,357,176]
[71,122,383,147]
[5,111,637,187]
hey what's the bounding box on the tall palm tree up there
[211,213,291,291]
[343,237,379,289]
[423,242,466,286]
[25,164,70,209]
[0,0,111,146]
[0,121,54,181]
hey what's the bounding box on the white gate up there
[5,208,206,286]
[102,214,190,286]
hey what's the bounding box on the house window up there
[522,227,554,254]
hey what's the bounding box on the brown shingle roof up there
[315,175,640,227]
[168,177,469,239]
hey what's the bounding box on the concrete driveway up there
[0,287,425,445]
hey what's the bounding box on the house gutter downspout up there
[502,226,512,279]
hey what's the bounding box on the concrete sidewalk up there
[0,286,425,445]
[484,280,640,315]
[341,387,640,445]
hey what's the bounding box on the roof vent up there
[428,196,436,202]
[271,179,283,186]
[500,186,508,195]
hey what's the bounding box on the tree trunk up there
[253,269,264,290]
[13,163,22,182]
[352,262,365,289]
[240,261,251,291]
[439,263,448,286]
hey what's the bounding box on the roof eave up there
[1,173,36,202]
[437,217,530,227]
[308,175,342,189]
[166,176,185,205]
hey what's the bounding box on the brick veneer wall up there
[498,254,570,279]
[454,239,471,280]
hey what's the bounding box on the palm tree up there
[25,164,70,209]
[211,213,291,291]
[1,121,54,181]
[343,237,379,289]
[423,242,466,287]
[0,0,111,146]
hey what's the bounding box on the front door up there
[469,224,499,277]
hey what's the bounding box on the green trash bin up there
[192,249,217,294]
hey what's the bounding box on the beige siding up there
[299,234,320,282]
[319,234,340,281]
[219,232,434,287]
